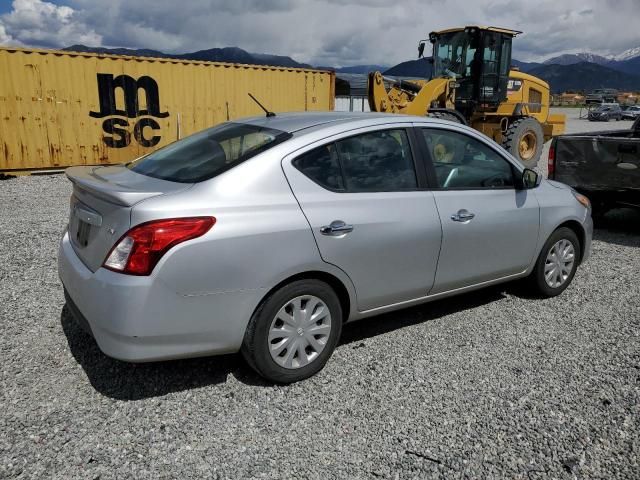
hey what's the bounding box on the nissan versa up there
[58,112,593,383]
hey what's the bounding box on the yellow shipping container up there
[0,47,335,172]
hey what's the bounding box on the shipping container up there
[0,47,335,172]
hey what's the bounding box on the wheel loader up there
[367,26,566,167]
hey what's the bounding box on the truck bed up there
[550,119,640,204]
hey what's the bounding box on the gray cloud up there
[0,23,19,45]
[0,0,638,65]
[0,0,101,48]
[489,0,640,60]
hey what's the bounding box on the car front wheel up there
[241,279,342,383]
[528,227,581,297]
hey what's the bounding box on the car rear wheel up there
[241,279,342,383]
[528,227,581,297]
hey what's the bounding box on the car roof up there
[236,111,416,134]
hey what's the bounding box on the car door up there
[416,125,540,294]
[282,125,442,312]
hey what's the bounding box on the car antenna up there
[248,93,276,117]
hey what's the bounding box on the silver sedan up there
[58,112,593,383]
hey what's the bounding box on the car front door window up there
[422,129,515,189]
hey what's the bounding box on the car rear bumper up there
[58,232,264,362]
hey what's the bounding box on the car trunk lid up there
[66,165,191,272]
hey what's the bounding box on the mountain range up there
[64,44,312,69]
[63,44,640,93]
[507,53,640,92]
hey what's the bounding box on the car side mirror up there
[521,168,540,189]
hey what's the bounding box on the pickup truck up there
[585,88,618,105]
[548,117,640,216]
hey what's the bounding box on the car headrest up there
[376,135,401,158]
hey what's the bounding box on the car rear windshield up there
[127,122,291,183]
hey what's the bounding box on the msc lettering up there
[90,74,169,148]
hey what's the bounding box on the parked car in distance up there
[59,112,593,383]
[588,103,623,121]
[622,105,640,120]
[585,88,618,105]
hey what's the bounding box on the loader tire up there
[502,117,544,169]
[427,111,462,123]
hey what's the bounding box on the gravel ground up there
[1,114,639,479]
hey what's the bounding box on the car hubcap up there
[544,239,575,288]
[268,295,332,369]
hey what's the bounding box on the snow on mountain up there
[612,47,640,61]
[543,53,611,65]
[577,53,611,64]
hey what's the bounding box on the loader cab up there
[428,26,519,115]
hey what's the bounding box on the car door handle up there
[320,220,354,236]
[451,209,475,222]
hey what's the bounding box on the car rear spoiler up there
[65,165,190,207]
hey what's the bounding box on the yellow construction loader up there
[368,26,565,167]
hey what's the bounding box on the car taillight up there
[103,217,215,276]
[547,144,556,178]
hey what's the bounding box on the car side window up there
[335,130,417,192]
[293,129,418,192]
[292,144,345,191]
[421,129,515,189]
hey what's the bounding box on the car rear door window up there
[128,123,290,183]
[336,130,417,192]
[293,129,418,192]
[421,129,515,189]
[292,144,345,191]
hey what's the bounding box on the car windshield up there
[433,31,477,79]
[128,122,290,183]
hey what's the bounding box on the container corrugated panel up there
[0,47,335,171]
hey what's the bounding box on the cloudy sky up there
[0,0,638,66]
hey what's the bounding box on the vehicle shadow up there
[62,287,507,398]
[60,306,271,400]
[340,286,506,346]
[593,208,640,248]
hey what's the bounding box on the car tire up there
[241,279,342,384]
[528,227,581,297]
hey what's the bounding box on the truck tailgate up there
[553,134,640,191]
